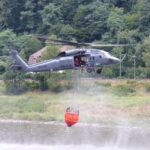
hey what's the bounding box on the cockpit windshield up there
[101,51,112,57]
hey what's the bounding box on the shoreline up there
[0,119,149,129]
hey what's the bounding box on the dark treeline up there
[0,0,150,93]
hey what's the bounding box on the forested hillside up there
[0,0,150,93]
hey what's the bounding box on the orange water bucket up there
[65,107,79,127]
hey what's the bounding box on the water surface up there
[0,120,149,150]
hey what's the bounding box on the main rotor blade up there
[34,35,80,46]
[45,41,79,46]
[33,34,131,47]
[86,43,131,47]
[45,39,90,46]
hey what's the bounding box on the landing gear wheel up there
[96,68,102,74]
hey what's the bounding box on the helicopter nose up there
[108,57,120,64]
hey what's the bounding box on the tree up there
[142,37,150,67]
[104,0,137,12]
[74,1,109,41]
[18,35,43,60]
[139,0,150,36]
[20,0,51,33]
[117,30,143,67]
[41,44,60,60]
[0,0,25,32]
[0,29,18,56]
[118,29,142,44]
[125,13,140,30]
[61,0,79,25]
[0,60,6,75]
[40,3,62,33]
[58,24,76,40]
[105,7,126,43]
[107,8,125,34]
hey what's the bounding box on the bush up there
[0,61,6,75]
[50,83,63,93]
[34,71,73,93]
[102,67,115,78]
[24,72,36,79]
[126,80,137,85]
[95,81,111,87]
[47,71,73,93]
[63,81,73,90]
[47,78,63,93]
[145,84,150,92]
[113,84,136,96]
[3,70,28,95]
[26,80,40,90]
[35,73,49,91]
[0,65,5,75]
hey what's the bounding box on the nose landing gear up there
[96,67,103,74]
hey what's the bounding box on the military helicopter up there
[10,37,127,74]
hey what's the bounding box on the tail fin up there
[10,50,30,71]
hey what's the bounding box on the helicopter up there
[10,37,126,74]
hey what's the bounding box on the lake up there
[0,120,149,150]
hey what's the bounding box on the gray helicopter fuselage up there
[29,57,74,72]
[10,48,120,73]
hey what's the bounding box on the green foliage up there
[40,2,63,34]
[102,67,118,78]
[107,7,125,33]
[0,0,25,32]
[142,37,150,67]
[95,81,111,87]
[113,84,136,96]
[27,69,73,93]
[126,80,137,85]
[48,79,63,93]
[139,0,150,35]
[20,0,51,32]
[118,29,141,44]
[145,84,150,93]
[0,29,18,56]
[135,67,147,78]
[125,13,140,29]
[41,3,62,27]
[74,1,109,41]
[41,44,60,60]
[3,70,28,94]
[35,73,49,91]
[18,35,43,60]
[47,72,73,93]
[26,80,40,90]
[61,0,79,24]
[58,24,76,40]
[0,60,6,75]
